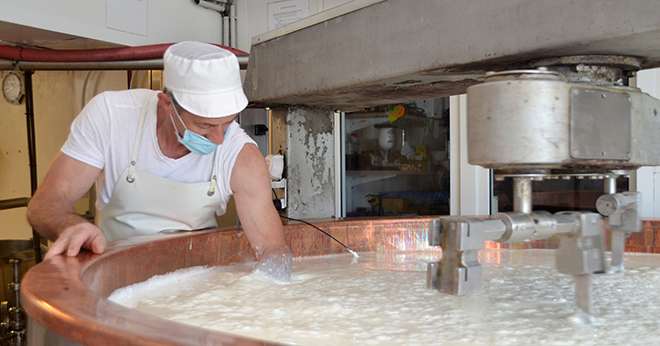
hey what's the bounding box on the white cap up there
[163,41,248,118]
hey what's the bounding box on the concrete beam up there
[245,0,660,109]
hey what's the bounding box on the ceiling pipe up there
[0,56,248,71]
[0,43,248,71]
[0,43,247,62]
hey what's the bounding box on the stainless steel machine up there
[426,56,660,314]
[243,0,660,317]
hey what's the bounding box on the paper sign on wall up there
[267,0,310,30]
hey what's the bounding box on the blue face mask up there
[169,106,218,155]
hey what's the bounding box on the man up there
[27,41,291,279]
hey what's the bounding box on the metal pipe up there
[23,71,42,263]
[223,15,231,46]
[498,211,578,243]
[628,169,637,193]
[512,177,532,214]
[0,43,246,62]
[610,231,626,272]
[604,175,617,194]
[8,258,24,334]
[9,259,20,308]
[428,218,442,246]
[0,57,248,71]
[0,302,8,333]
[220,10,225,46]
[574,274,593,315]
[230,3,238,48]
[602,174,625,271]
[0,198,29,211]
[426,262,439,289]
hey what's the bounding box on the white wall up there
[635,68,660,218]
[449,95,491,216]
[236,0,354,52]
[0,0,222,46]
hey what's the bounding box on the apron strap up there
[207,143,220,196]
[207,122,237,196]
[126,96,151,183]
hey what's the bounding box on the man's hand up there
[44,222,106,261]
[27,153,104,260]
[255,245,293,282]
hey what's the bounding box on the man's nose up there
[207,129,224,145]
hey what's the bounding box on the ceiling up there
[0,21,119,50]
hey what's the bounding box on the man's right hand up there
[44,223,106,261]
[255,245,293,282]
[26,153,105,261]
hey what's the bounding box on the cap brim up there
[172,89,248,118]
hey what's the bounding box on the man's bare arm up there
[27,153,106,260]
[231,144,291,281]
[231,144,289,257]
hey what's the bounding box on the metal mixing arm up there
[428,211,607,312]
[597,192,641,271]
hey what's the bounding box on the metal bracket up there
[596,192,641,270]
[438,220,484,295]
[555,212,607,276]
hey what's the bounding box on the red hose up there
[0,43,248,62]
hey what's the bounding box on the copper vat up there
[21,217,436,345]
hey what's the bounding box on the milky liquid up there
[109,249,660,346]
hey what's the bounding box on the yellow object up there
[382,198,406,213]
[415,145,428,160]
[387,104,406,123]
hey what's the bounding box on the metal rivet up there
[126,176,135,183]
[130,160,136,166]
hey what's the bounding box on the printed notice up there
[267,0,310,30]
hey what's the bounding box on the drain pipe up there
[230,2,237,48]
[193,0,235,47]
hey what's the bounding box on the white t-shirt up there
[61,89,256,213]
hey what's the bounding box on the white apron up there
[98,100,221,242]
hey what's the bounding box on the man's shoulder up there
[231,144,263,180]
[228,143,264,193]
[96,89,157,110]
[79,89,155,126]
